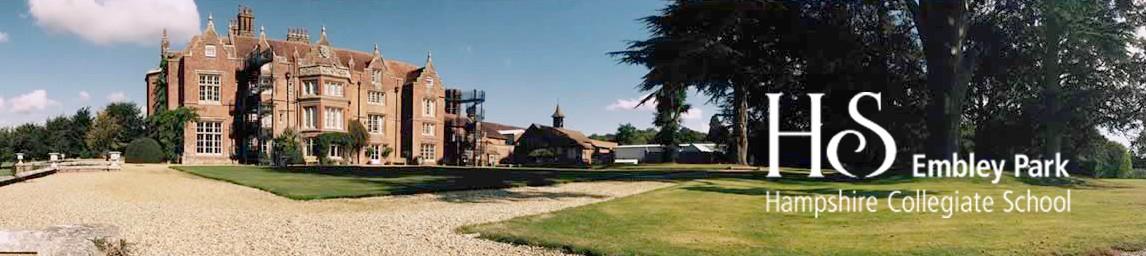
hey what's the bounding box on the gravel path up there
[0,165,672,255]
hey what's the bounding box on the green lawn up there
[464,175,1146,255]
[171,165,693,200]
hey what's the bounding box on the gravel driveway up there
[0,165,672,255]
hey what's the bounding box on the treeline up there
[0,102,196,163]
[615,0,1145,177]
[589,123,707,145]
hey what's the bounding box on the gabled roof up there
[526,124,616,149]
[481,122,524,140]
[227,36,421,76]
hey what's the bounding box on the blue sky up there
[0,0,716,135]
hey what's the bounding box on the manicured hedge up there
[125,138,164,163]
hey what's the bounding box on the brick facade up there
[145,8,447,165]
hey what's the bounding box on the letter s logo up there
[826,92,897,178]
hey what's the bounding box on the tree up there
[45,115,73,155]
[347,120,370,164]
[612,0,763,165]
[104,102,145,148]
[147,107,198,163]
[705,115,728,147]
[70,108,93,158]
[905,0,978,159]
[86,111,124,156]
[12,124,48,160]
[0,128,12,163]
[614,123,639,145]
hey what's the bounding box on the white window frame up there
[329,144,342,158]
[372,70,382,88]
[205,45,217,57]
[367,91,385,105]
[420,143,435,160]
[324,81,344,97]
[368,115,384,134]
[303,138,315,156]
[302,107,317,129]
[198,73,221,103]
[303,80,318,95]
[195,121,223,155]
[368,145,381,160]
[324,107,344,130]
[422,98,435,117]
[422,122,435,136]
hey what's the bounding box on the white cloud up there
[28,0,200,45]
[681,108,704,120]
[606,95,656,112]
[0,32,8,43]
[7,90,59,114]
[0,98,6,112]
[106,92,126,102]
[78,91,91,101]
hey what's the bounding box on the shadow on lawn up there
[682,185,922,198]
[437,189,608,203]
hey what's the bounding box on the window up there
[372,70,382,87]
[368,115,384,134]
[420,143,435,160]
[368,145,381,160]
[325,107,344,130]
[324,81,344,97]
[302,107,317,129]
[198,73,221,102]
[422,98,436,117]
[195,122,222,154]
[329,145,342,158]
[425,77,434,88]
[303,80,317,95]
[205,45,217,57]
[367,91,385,105]
[302,138,315,156]
[422,122,435,136]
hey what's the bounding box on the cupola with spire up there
[552,104,565,128]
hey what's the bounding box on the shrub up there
[124,138,164,163]
[272,129,304,167]
[315,132,353,165]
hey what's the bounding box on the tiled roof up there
[481,122,524,140]
[229,36,421,75]
[530,124,616,149]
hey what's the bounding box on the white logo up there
[765,92,897,178]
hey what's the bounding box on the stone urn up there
[108,151,121,168]
[49,153,60,168]
[16,153,24,165]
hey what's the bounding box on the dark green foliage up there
[146,107,198,163]
[614,123,639,145]
[347,120,370,163]
[69,108,93,158]
[124,138,164,163]
[272,129,304,166]
[315,132,354,165]
[103,102,145,151]
[11,124,48,160]
[1079,137,1135,178]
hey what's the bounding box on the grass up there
[464,174,1146,255]
[171,165,694,200]
[601,163,757,171]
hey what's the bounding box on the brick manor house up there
[145,7,457,165]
